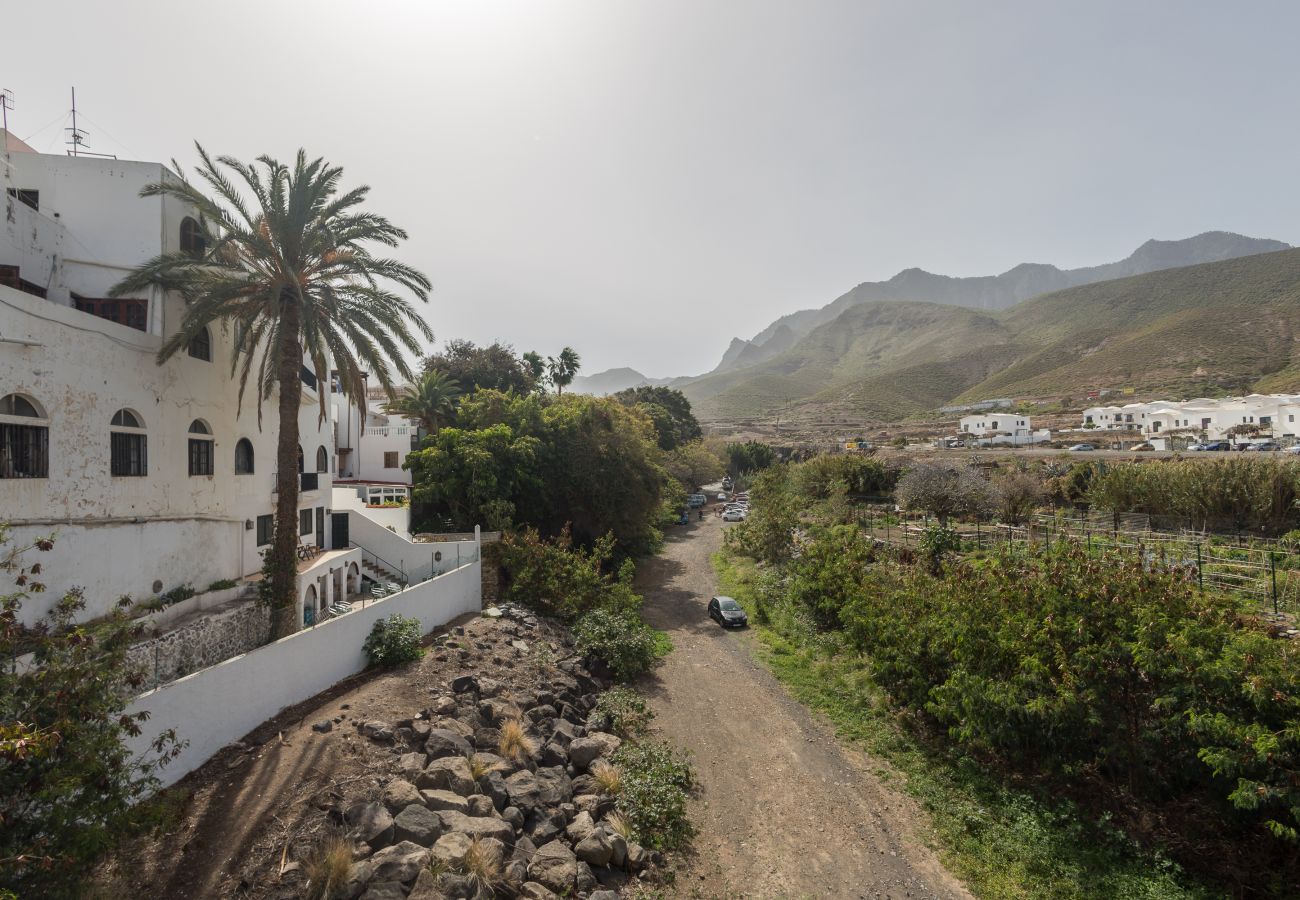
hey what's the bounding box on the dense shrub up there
[591,686,655,737]
[497,528,639,622]
[835,541,1300,846]
[362,613,424,667]
[575,608,660,682]
[728,467,799,564]
[795,454,899,499]
[786,525,875,630]
[895,460,994,523]
[612,740,696,850]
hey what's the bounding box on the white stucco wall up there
[124,558,482,788]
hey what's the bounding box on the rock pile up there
[331,617,658,900]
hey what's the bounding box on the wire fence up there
[854,504,1300,616]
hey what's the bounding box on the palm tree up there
[112,146,432,638]
[521,350,547,391]
[385,370,461,434]
[547,346,581,396]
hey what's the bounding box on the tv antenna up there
[64,88,116,159]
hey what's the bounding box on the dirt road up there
[636,515,970,900]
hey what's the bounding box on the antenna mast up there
[62,88,115,159]
[1,88,12,222]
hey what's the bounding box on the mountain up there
[568,367,663,396]
[718,232,1289,376]
[681,245,1300,423]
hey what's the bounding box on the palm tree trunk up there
[270,295,303,639]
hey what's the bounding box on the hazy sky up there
[6,1,1300,377]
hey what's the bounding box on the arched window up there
[188,326,211,362]
[188,419,214,476]
[110,409,147,477]
[179,217,206,257]
[0,393,48,479]
[316,445,328,473]
[297,445,304,474]
[234,438,254,474]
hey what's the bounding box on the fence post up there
[1271,550,1279,615]
[1197,543,1203,589]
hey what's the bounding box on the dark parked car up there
[1249,441,1281,451]
[708,596,748,628]
[1201,441,1231,451]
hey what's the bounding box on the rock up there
[539,742,568,767]
[311,720,333,733]
[504,769,543,813]
[512,639,530,653]
[396,752,427,779]
[393,803,444,846]
[608,831,627,868]
[480,770,510,811]
[425,729,473,759]
[534,767,573,806]
[625,841,648,872]
[360,882,407,900]
[570,774,599,796]
[550,719,581,747]
[361,720,395,742]
[574,831,613,867]
[382,778,423,814]
[338,858,374,900]
[473,727,502,751]
[439,811,514,845]
[525,812,563,846]
[369,840,431,884]
[574,794,602,816]
[346,800,395,849]
[567,733,620,771]
[527,840,597,894]
[417,756,477,796]
[451,674,479,694]
[518,883,560,900]
[589,891,620,900]
[478,697,522,725]
[565,811,595,844]
[466,794,496,818]
[501,806,525,830]
[430,830,474,867]
[434,716,476,739]
[430,695,459,716]
[511,835,537,864]
[526,704,557,724]
[410,719,432,741]
[476,676,506,697]
[407,868,449,900]
[420,789,470,815]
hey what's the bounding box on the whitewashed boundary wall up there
[125,558,481,787]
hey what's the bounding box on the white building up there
[0,132,353,626]
[959,412,1033,437]
[332,383,418,504]
[1081,394,1300,442]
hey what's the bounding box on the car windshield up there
[718,598,741,611]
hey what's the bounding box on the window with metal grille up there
[256,514,273,547]
[299,508,313,535]
[188,327,211,361]
[188,419,214,476]
[235,438,254,474]
[110,410,147,477]
[316,445,328,472]
[0,394,48,479]
[384,451,399,468]
[180,217,206,257]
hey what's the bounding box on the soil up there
[636,514,970,900]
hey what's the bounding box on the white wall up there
[124,558,482,787]
[344,505,475,583]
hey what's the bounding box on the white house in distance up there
[959,412,1033,436]
[1081,394,1300,443]
[332,382,418,505]
[0,130,362,627]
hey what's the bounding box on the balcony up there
[271,471,322,493]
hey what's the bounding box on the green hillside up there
[683,247,1300,422]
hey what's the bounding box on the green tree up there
[614,386,702,451]
[726,441,777,478]
[0,529,184,897]
[425,339,536,395]
[384,369,461,435]
[664,441,726,491]
[547,346,582,396]
[521,350,547,389]
[895,460,993,524]
[112,147,431,637]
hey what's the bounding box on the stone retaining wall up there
[127,601,271,691]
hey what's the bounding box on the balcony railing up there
[300,365,318,391]
[271,471,322,492]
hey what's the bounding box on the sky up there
[6,1,1300,377]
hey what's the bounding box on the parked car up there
[1130,442,1155,451]
[1202,441,1232,451]
[722,508,747,522]
[687,493,707,508]
[708,596,748,628]
[1248,441,1281,451]
[1068,443,1096,452]
[1284,445,1300,455]
[716,492,728,501]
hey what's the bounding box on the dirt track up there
[636,515,970,900]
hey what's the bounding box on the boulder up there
[527,840,597,894]
[451,674,479,694]
[416,756,476,796]
[501,806,525,830]
[525,812,563,846]
[430,831,474,868]
[539,742,568,767]
[472,727,502,751]
[360,882,407,900]
[534,767,573,806]
[430,695,459,716]
[480,770,510,811]
[424,729,472,760]
[564,811,595,844]
[396,752,427,779]
[476,676,506,697]
[625,841,649,872]
[381,778,423,814]
[338,858,374,900]
[518,883,560,900]
[466,794,496,818]
[574,830,613,867]
[504,769,543,813]
[420,789,470,815]
[346,800,395,849]
[393,803,444,846]
[361,720,395,742]
[573,794,602,816]
[406,867,448,900]
[369,841,431,884]
[525,704,557,724]
[567,733,621,771]
[439,811,514,845]
[433,716,475,739]
[570,774,599,796]
[478,697,522,725]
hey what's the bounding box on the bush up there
[575,608,660,681]
[592,686,655,737]
[895,460,993,523]
[498,528,640,622]
[206,578,239,592]
[612,740,696,850]
[362,613,424,667]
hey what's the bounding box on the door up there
[331,512,349,550]
[315,506,325,548]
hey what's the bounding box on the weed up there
[591,760,624,795]
[458,835,503,894]
[468,753,507,781]
[303,834,353,900]
[498,719,538,764]
[605,811,635,840]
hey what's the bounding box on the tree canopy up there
[614,386,702,451]
[423,339,536,396]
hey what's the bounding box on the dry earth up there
[636,514,971,900]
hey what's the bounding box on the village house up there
[1081,394,1300,442]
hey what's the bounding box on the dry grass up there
[468,752,507,781]
[498,719,538,764]
[458,835,504,894]
[604,811,635,840]
[591,760,623,795]
[303,834,353,900]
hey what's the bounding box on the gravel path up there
[636,515,971,900]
